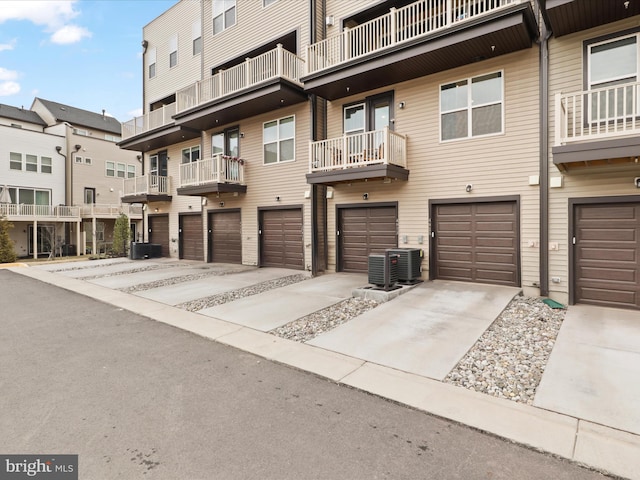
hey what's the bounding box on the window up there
[117,163,126,178]
[10,188,50,206]
[75,156,83,164]
[41,156,52,174]
[105,134,121,142]
[148,47,157,79]
[11,123,21,129]
[169,34,178,68]
[212,127,239,157]
[263,0,278,6]
[127,165,136,178]
[85,157,92,165]
[181,145,201,163]
[213,0,236,35]
[263,116,294,164]
[10,152,22,170]
[588,34,639,121]
[84,188,95,204]
[440,71,503,141]
[344,103,365,134]
[25,155,37,172]
[106,161,115,177]
[192,21,202,55]
[74,128,88,136]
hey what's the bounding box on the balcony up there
[543,0,640,38]
[302,0,536,100]
[79,203,143,220]
[177,154,247,196]
[553,83,640,171]
[121,175,172,203]
[0,203,80,222]
[173,45,307,130]
[306,127,409,185]
[118,102,200,152]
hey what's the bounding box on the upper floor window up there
[169,35,178,68]
[263,0,278,6]
[41,157,52,174]
[9,152,22,170]
[75,155,83,164]
[106,161,115,177]
[440,71,503,141]
[117,163,126,178]
[263,116,294,164]
[587,33,639,121]
[344,103,365,134]
[105,134,121,142]
[127,165,136,178]
[192,21,202,55]
[148,47,157,79]
[182,145,201,163]
[213,0,236,35]
[212,127,239,157]
[74,128,88,136]
[26,154,38,172]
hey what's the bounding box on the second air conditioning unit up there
[386,248,423,284]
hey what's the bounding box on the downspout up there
[309,0,318,276]
[538,1,551,297]
[55,146,69,247]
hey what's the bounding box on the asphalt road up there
[0,270,612,480]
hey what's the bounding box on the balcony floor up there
[177,183,247,196]
[306,164,409,185]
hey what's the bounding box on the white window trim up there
[169,34,178,68]
[9,152,22,170]
[263,115,295,165]
[343,102,366,135]
[148,47,157,79]
[41,156,52,174]
[25,154,38,172]
[263,0,278,7]
[181,145,201,163]
[213,0,236,35]
[116,163,126,178]
[439,70,504,143]
[587,33,639,90]
[75,155,83,164]
[192,21,202,56]
[106,161,115,177]
[85,157,92,165]
[127,164,136,178]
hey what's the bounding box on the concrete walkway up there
[9,261,640,480]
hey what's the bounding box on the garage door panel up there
[180,215,203,261]
[579,206,636,220]
[579,247,636,262]
[210,211,242,264]
[579,287,636,306]
[579,266,637,283]
[579,228,636,241]
[260,209,303,269]
[148,215,170,257]
[433,201,518,287]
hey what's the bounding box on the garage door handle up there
[337,230,340,236]
[259,229,262,235]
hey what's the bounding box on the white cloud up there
[0,81,20,96]
[0,1,91,45]
[0,67,18,81]
[51,25,91,44]
[128,108,143,118]
[0,39,17,52]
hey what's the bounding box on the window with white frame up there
[8,187,50,205]
[75,156,83,164]
[148,47,157,79]
[41,156,52,174]
[117,163,126,178]
[85,157,92,165]
[213,0,236,35]
[127,165,136,178]
[169,34,178,68]
[105,134,121,142]
[344,103,365,134]
[263,0,278,6]
[25,154,37,172]
[588,33,639,121]
[74,128,88,136]
[263,116,294,164]
[9,152,21,170]
[181,145,201,163]
[192,21,202,55]
[150,154,158,176]
[440,71,503,141]
[106,161,115,177]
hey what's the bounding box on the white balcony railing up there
[121,102,177,140]
[79,203,143,219]
[306,0,520,74]
[555,82,640,145]
[122,175,171,196]
[176,45,304,113]
[0,203,80,220]
[179,154,245,188]
[309,127,407,172]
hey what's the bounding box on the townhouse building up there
[120,0,640,310]
[0,100,142,258]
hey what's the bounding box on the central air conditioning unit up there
[368,251,399,290]
[387,248,423,284]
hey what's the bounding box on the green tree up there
[0,215,17,263]
[112,213,130,257]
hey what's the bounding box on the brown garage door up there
[432,201,518,286]
[208,210,242,264]
[338,206,397,273]
[575,203,640,309]
[148,214,169,257]
[260,208,303,269]
[179,214,203,261]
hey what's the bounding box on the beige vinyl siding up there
[144,0,202,107]
[203,0,310,67]
[323,48,540,288]
[201,104,312,268]
[547,17,640,304]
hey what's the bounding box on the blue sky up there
[0,0,177,123]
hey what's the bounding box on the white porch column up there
[76,221,81,256]
[92,217,97,255]
[32,220,38,259]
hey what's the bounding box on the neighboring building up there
[119,0,640,311]
[544,1,640,309]
[0,100,142,258]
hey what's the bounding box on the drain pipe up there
[309,0,319,276]
[539,1,551,297]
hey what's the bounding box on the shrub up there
[112,213,130,257]
[0,216,17,263]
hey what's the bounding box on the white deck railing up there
[122,175,171,196]
[309,127,407,172]
[176,45,304,113]
[179,154,245,188]
[306,0,520,74]
[79,203,143,218]
[555,82,640,145]
[0,203,80,220]
[121,102,177,140]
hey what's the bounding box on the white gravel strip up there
[176,274,309,312]
[270,297,380,342]
[82,264,178,281]
[120,266,251,294]
[444,295,566,405]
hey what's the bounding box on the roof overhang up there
[301,3,537,101]
[174,79,307,131]
[552,136,640,172]
[544,0,640,37]
[117,125,200,152]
